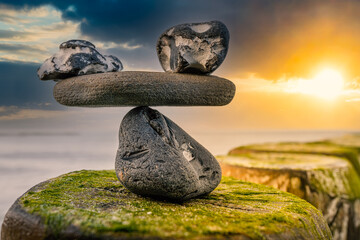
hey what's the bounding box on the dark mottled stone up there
[37,39,123,80]
[53,71,235,107]
[157,21,229,74]
[59,39,96,49]
[115,107,222,201]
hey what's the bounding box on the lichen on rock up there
[219,153,360,200]
[1,170,332,240]
[229,141,360,178]
[221,148,360,240]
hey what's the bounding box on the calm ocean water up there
[0,129,356,224]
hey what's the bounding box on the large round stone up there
[53,71,235,107]
[115,106,222,201]
[156,21,229,74]
[1,170,332,240]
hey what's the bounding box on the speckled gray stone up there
[156,21,229,74]
[37,39,123,81]
[115,106,222,201]
[53,71,235,107]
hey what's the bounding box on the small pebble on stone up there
[37,39,123,80]
[156,20,229,74]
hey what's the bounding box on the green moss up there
[229,141,360,177]
[218,152,347,169]
[218,152,360,200]
[326,134,360,149]
[307,163,360,199]
[20,170,330,239]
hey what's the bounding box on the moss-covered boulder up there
[218,152,360,240]
[1,170,332,240]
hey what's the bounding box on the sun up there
[310,69,344,99]
[285,68,344,100]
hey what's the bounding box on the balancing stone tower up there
[1,21,334,240]
[38,21,235,201]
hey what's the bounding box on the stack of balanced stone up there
[38,21,235,201]
[2,21,334,240]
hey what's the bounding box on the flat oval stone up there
[53,71,235,107]
[115,107,222,201]
[156,21,229,74]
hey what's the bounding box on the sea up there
[0,129,357,224]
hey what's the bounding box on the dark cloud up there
[0,29,29,40]
[0,106,19,117]
[0,43,46,53]
[2,0,360,80]
[0,0,239,45]
[0,61,61,107]
[104,46,162,71]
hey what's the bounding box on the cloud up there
[93,41,142,51]
[0,29,30,40]
[37,0,360,81]
[346,77,360,90]
[0,4,80,63]
[0,0,239,67]
[232,74,360,102]
[0,61,60,107]
[33,21,78,33]
[0,106,65,120]
[0,106,18,116]
[0,43,47,53]
[0,22,79,43]
[2,1,360,82]
[66,1,360,81]
[0,3,60,24]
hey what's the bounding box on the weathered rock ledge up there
[1,170,331,240]
[223,141,360,240]
[229,141,360,177]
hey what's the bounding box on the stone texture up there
[229,141,360,177]
[37,39,123,80]
[1,170,332,240]
[157,21,229,74]
[221,146,360,240]
[53,71,235,107]
[115,107,221,201]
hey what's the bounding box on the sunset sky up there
[0,0,360,132]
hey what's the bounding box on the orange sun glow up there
[285,68,345,100]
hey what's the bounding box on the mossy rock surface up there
[327,134,360,149]
[229,141,360,178]
[1,170,332,240]
[218,153,360,240]
[218,153,360,200]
